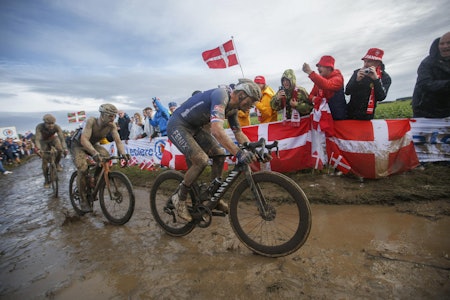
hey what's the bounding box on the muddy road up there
[0,156,449,299]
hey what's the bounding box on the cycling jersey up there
[171,88,240,131]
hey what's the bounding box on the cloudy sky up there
[1,0,449,134]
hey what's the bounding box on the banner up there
[68,111,87,123]
[411,118,450,162]
[103,118,448,178]
[202,40,238,69]
[0,126,18,139]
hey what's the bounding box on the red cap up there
[361,48,384,61]
[316,55,335,69]
[254,75,266,84]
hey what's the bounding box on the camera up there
[363,68,371,74]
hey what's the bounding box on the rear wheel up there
[99,171,135,225]
[69,172,92,215]
[229,171,311,257]
[150,170,195,236]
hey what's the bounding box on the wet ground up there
[0,157,449,299]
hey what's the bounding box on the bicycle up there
[42,146,59,198]
[150,138,312,257]
[69,155,135,225]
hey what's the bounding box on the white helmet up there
[234,78,262,102]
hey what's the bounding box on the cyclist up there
[70,103,130,212]
[35,114,68,188]
[167,78,271,222]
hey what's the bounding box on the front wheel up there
[150,170,195,236]
[99,171,135,225]
[229,171,312,257]
[69,171,92,215]
[49,162,58,198]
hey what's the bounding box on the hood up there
[281,69,296,91]
[429,37,440,58]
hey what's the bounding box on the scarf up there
[282,88,301,126]
[366,67,382,114]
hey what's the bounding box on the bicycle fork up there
[243,167,276,221]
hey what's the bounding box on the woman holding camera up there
[345,48,392,120]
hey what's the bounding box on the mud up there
[0,157,449,299]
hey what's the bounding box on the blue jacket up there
[150,99,171,136]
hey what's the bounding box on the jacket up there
[255,85,277,123]
[412,38,450,118]
[270,69,311,118]
[345,65,391,120]
[150,99,171,136]
[309,69,347,120]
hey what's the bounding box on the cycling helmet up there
[43,114,56,123]
[233,78,262,102]
[99,103,118,115]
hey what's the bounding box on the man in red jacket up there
[302,55,347,121]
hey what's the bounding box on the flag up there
[68,111,87,123]
[160,140,188,170]
[328,119,419,179]
[202,40,238,69]
[241,120,315,172]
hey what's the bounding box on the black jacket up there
[118,114,130,140]
[345,65,391,120]
[412,38,450,118]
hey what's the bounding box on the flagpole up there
[231,36,245,78]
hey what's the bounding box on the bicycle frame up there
[87,158,116,200]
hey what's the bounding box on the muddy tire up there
[229,171,312,257]
[99,171,135,225]
[69,171,87,215]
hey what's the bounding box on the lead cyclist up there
[166,78,272,222]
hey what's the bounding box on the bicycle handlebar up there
[242,138,279,161]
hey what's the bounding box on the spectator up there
[254,75,277,123]
[142,107,155,139]
[345,48,392,120]
[129,112,144,140]
[168,102,178,114]
[35,114,68,186]
[149,97,171,137]
[117,110,131,141]
[0,157,12,175]
[237,109,251,127]
[270,69,311,125]
[3,137,21,164]
[302,55,347,120]
[412,32,450,118]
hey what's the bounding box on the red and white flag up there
[328,119,419,178]
[202,40,238,69]
[241,120,315,172]
[160,140,188,170]
[68,111,86,123]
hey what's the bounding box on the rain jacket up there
[150,99,171,136]
[309,69,347,120]
[270,69,311,118]
[412,38,450,118]
[255,85,277,123]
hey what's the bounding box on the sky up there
[1,0,449,134]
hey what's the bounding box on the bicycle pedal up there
[211,211,226,217]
